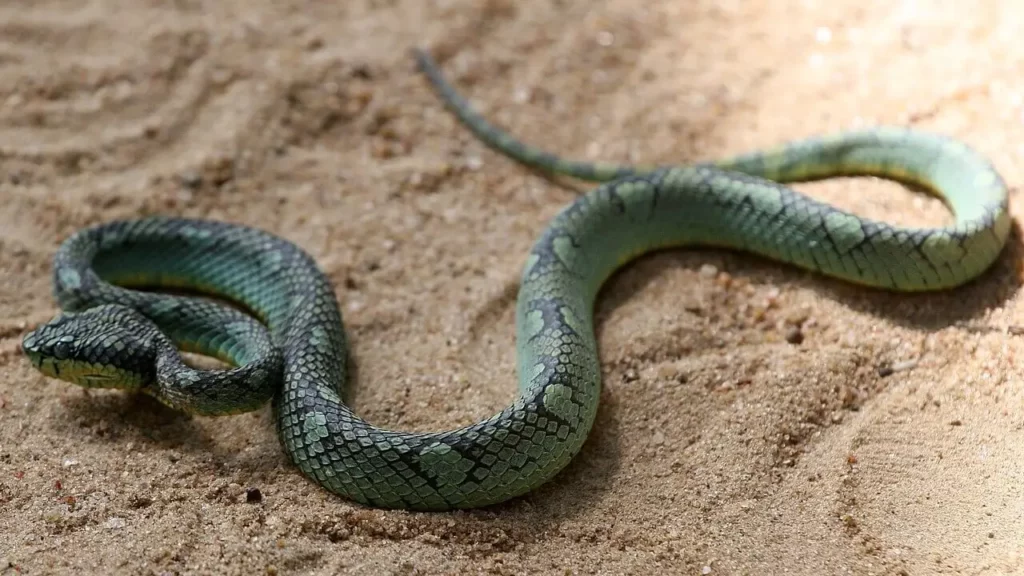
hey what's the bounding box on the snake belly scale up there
[21,49,1011,510]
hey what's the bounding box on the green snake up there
[21,48,1011,511]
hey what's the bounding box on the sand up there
[3,0,1024,574]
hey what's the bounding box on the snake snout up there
[20,326,77,381]
[21,321,64,359]
[21,331,45,368]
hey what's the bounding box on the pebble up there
[226,483,245,500]
[246,487,263,503]
[202,154,234,186]
[105,516,125,530]
[785,326,804,345]
[656,364,680,381]
[877,359,918,377]
[178,170,202,189]
[651,431,665,446]
[785,307,811,326]
[128,492,154,508]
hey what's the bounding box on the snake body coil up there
[22,50,1011,510]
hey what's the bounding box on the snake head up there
[22,304,159,391]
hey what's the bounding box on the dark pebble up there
[246,487,263,503]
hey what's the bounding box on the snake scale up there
[21,49,1011,510]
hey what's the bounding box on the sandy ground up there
[3,0,1024,574]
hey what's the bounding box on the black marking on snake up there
[606,184,629,215]
[644,171,668,223]
[733,189,763,214]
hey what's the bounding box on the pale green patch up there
[318,385,342,404]
[613,180,659,225]
[971,170,997,190]
[612,181,643,206]
[179,226,213,239]
[523,309,544,340]
[542,383,579,423]
[58,268,81,290]
[149,299,180,316]
[522,253,540,279]
[709,174,746,205]
[591,161,623,180]
[760,151,792,180]
[552,236,578,273]
[419,442,471,487]
[920,232,964,265]
[749,183,784,216]
[225,320,252,337]
[303,411,330,444]
[173,369,201,385]
[263,249,284,272]
[527,362,546,385]
[558,305,586,339]
[308,326,333,354]
[823,212,866,254]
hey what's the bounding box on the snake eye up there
[52,340,72,360]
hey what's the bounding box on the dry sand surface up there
[4,0,1024,574]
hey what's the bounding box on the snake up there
[21,48,1011,511]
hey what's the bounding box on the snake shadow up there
[57,386,286,479]
[58,390,220,453]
